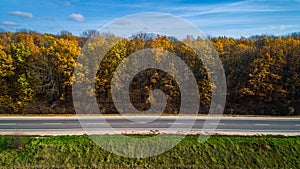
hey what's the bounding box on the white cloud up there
[168,1,289,17]
[0,21,19,27]
[270,25,284,31]
[269,24,298,31]
[64,1,71,7]
[8,11,33,18]
[44,17,55,21]
[114,19,131,25]
[279,25,285,31]
[69,13,85,22]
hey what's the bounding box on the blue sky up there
[0,0,300,37]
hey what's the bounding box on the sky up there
[0,0,300,38]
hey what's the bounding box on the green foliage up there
[0,42,35,112]
[0,49,14,77]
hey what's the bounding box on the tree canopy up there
[0,31,299,115]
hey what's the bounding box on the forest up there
[0,30,299,115]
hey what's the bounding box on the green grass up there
[0,135,299,168]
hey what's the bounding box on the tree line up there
[0,30,299,115]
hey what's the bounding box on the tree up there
[46,36,81,101]
[81,29,98,38]
[0,47,15,113]
[240,46,286,105]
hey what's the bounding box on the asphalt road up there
[0,116,299,135]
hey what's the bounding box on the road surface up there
[0,116,299,136]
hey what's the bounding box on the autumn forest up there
[0,30,299,115]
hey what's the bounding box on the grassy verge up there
[0,135,299,168]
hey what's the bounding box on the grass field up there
[0,135,299,168]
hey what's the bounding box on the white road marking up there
[0,128,299,132]
[254,124,270,126]
[0,123,16,125]
[130,122,148,124]
[167,123,184,124]
[42,123,62,125]
[296,124,300,126]
[86,123,108,125]
[205,123,225,125]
